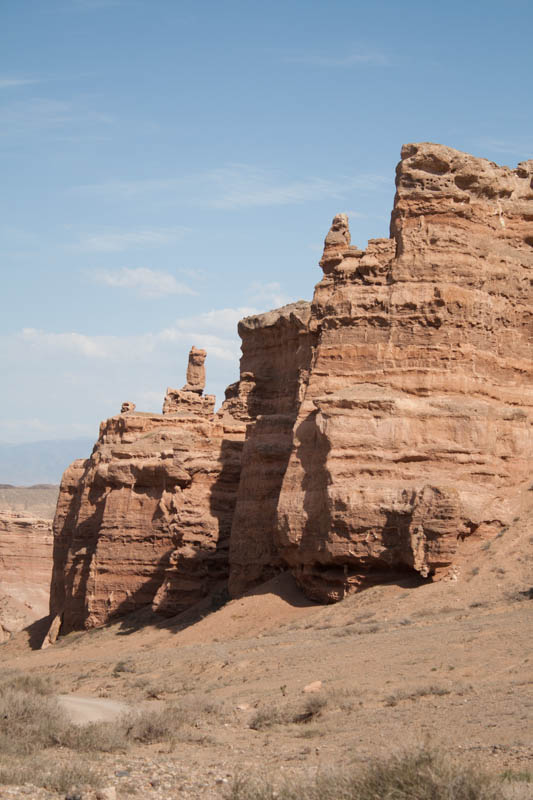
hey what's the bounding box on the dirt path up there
[57,694,129,724]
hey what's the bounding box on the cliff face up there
[227,301,316,596]
[50,368,244,633]
[0,511,53,641]
[50,142,533,631]
[275,143,533,600]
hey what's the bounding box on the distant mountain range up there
[0,438,93,486]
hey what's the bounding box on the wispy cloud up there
[72,0,122,8]
[0,417,95,443]
[17,306,258,363]
[78,226,187,252]
[94,267,196,298]
[284,47,390,67]
[74,165,388,210]
[0,77,41,89]
[474,138,533,160]
[0,97,115,135]
[246,281,291,309]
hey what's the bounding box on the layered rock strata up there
[227,302,316,595]
[275,143,533,600]
[0,511,53,641]
[50,353,244,633]
[50,142,533,628]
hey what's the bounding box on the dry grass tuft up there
[0,755,102,792]
[249,694,327,730]
[226,748,503,799]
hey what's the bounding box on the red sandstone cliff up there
[0,511,54,641]
[50,143,533,632]
[274,143,533,600]
[50,353,244,633]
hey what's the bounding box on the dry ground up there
[1,503,532,799]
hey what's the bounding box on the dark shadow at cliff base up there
[22,614,54,651]
[105,548,173,636]
[240,571,318,608]
[98,570,318,639]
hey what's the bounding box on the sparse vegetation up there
[384,685,451,706]
[225,748,504,800]
[0,756,102,792]
[0,670,189,760]
[501,769,533,783]
[249,694,327,730]
[113,658,136,676]
[0,674,67,754]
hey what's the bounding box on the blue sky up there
[1,0,532,445]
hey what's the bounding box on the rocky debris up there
[41,613,61,649]
[120,401,136,413]
[162,388,215,416]
[0,511,54,641]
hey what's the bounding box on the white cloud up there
[474,138,533,160]
[72,0,122,8]
[0,77,40,89]
[94,267,195,298]
[284,48,390,67]
[16,306,259,364]
[20,328,121,359]
[0,97,115,135]
[199,165,346,209]
[79,227,187,252]
[246,281,291,309]
[73,165,388,210]
[0,417,94,443]
[171,307,258,333]
[343,210,367,219]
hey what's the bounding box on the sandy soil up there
[1,501,532,798]
[57,695,130,725]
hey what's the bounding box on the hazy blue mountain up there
[0,438,93,486]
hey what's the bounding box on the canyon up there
[47,142,533,634]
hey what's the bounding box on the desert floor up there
[1,510,532,799]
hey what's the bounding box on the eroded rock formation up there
[183,346,207,393]
[50,349,244,633]
[227,301,316,596]
[274,143,533,600]
[0,511,53,641]
[50,143,533,630]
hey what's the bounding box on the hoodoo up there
[50,348,244,632]
[50,143,533,632]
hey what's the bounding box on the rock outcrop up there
[274,143,533,601]
[0,511,54,641]
[182,346,207,393]
[227,301,316,595]
[50,351,244,633]
[50,142,533,631]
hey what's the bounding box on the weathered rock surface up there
[50,352,244,633]
[227,301,316,595]
[0,511,53,641]
[50,143,533,629]
[182,346,207,393]
[275,143,533,601]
